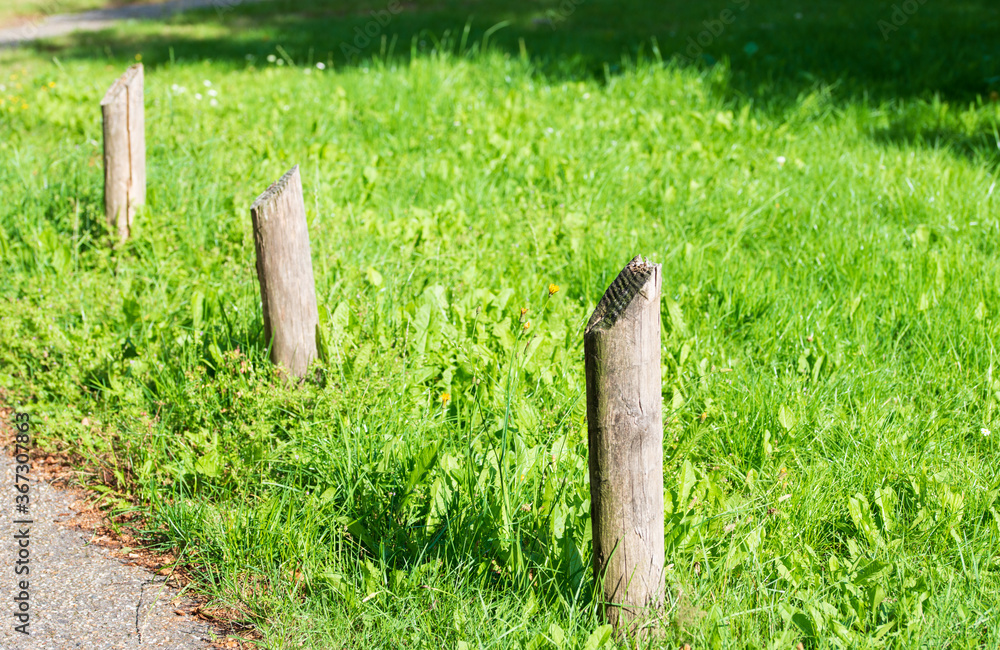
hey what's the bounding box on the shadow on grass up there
[871,114,1000,170]
[13,0,1000,161]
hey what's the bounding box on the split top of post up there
[585,255,660,335]
[251,165,301,218]
[100,63,143,106]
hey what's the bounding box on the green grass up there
[2,1,1000,648]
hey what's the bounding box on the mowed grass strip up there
[1,1,1000,648]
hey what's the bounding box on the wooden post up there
[250,165,319,378]
[101,63,145,242]
[585,255,664,635]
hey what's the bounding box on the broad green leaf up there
[856,560,890,585]
[361,559,383,598]
[194,450,221,478]
[666,298,689,336]
[122,297,141,327]
[425,476,452,531]
[330,301,353,345]
[790,612,815,638]
[347,518,378,551]
[778,404,797,431]
[191,290,204,330]
[404,441,440,497]
[873,488,897,534]
[547,623,565,648]
[848,494,881,548]
[521,591,538,620]
[811,354,825,383]
[552,500,566,539]
[582,624,613,650]
[317,570,356,607]
[868,584,886,617]
[315,322,329,363]
[678,459,697,508]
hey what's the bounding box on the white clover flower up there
[195,93,203,100]
[207,89,218,97]
[776,156,787,166]
[316,62,326,70]
[203,79,212,87]
[267,54,277,62]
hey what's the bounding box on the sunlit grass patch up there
[2,2,1000,648]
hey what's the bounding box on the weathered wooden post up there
[101,63,145,242]
[250,165,319,378]
[585,255,664,635]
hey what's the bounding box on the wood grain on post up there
[250,165,319,378]
[585,255,664,635]
[101,63,145,242]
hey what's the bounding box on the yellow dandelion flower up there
[520,307,528,317]
[135,53,142,61]
[47,81,55,88]
[21,104,28,110]
[548,283,559,295]
[440,392,451,405]
[522,321,531,332]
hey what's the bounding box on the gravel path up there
[0,0,265,48]
[0,456,218,648]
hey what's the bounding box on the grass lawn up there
[2,0,1000,648]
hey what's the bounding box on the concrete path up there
[0,456,218,648]
[0,0,264,48]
